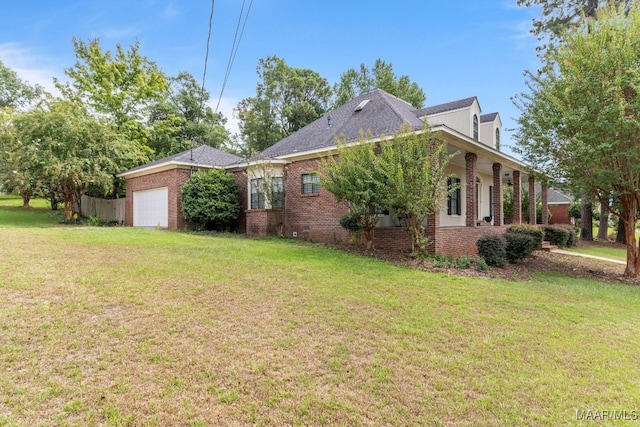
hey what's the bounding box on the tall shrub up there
[181,168,240,231]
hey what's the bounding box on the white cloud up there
[211,96,241,136]
[0,42,62,95]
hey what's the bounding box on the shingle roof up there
[414,96,478,117]
[120,145,243,175]
[480,112,498,123]
[259,89,424,158]
[535,183,572,204]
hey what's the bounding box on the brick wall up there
[124,167,195,229]
[438,226,508,256]
[283,158,350,244]
[549,204,571,225]
[234,171,248,233]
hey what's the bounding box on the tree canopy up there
[333,59,426,109]
[235,56,332,154]
[147,71,230,159]
[514,3,640,276]
[0,59,42,109]
[321,124,455,256]
[320,136,387,250]
[0,100,132,219]
[55,38,168,167]
[517,0,634,56]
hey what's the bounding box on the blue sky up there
[0,1,541,158]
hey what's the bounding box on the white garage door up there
[133,187,168,227]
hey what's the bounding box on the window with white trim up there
[447,177,461,215]
[473,114,479,140]
[302,173,320,194]
[271,177,283,208]
[250,178,265,209]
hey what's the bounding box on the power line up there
[215,0,253,114]
[193,0,215,161]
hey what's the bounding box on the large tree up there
[147,71,230,159]
[56,38,168,162]
[235,56,332,153]
[0,108,45,207]
[517,0,633,240]
[3,100,135,220]
[0,60,42,109]
[514,4,640,276]
[333,59,425,109]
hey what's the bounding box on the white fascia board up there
[432,125,530,172]
[116,161,215,179]
[225,158,288,172]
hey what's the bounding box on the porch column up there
[528,176,536,225]
[541,182,549,226]
[425,212,441,254]
[492,163,503,226]
[513,171,522,224]
[465,152,477,227]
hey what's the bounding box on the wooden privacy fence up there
[80,195,125,224]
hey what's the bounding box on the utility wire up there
[193,0,215,161]
[215,0,253,113]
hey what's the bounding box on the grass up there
[1,195,640,425]
[566,244,627,261]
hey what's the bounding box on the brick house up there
[118,89,551,256]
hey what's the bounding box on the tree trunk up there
[623,215,639,277]
[364,227,374,251]
[20,191,31,208]
[580,195,593,241]
[597,199,609,240]
[617,217,626,244]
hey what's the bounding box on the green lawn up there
[1,196,640,426]
[567,244,627,261]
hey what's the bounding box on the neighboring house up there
[535,183,573,225]
[118,89,552,256]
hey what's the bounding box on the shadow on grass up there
[0,196,63,228]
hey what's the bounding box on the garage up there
[133,187,168,227]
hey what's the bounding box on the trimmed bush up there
[476,257,488,271]
[181,169,241,231]
[543,226,570,248]
[555,224,578,247]
[455,255,472,269]
[477,234,506,268]
[504,233,537,263]
[339,212,361,233]
[507,224,544,247]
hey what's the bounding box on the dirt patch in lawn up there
[336,240,640,286]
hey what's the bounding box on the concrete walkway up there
[551,249,626,265]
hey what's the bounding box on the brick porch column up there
[425,212,440,254]
[465,152,477,227]
[528,176,536,225]
[513,171,522,224]
[492,163,503,226]
[541,182,549,225]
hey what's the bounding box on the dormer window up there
[473,115,479,141]
[496,128,501,151]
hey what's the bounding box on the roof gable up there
[415,96,479,117]
[480,112,499,123]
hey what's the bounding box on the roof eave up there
[116,161,216,179]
